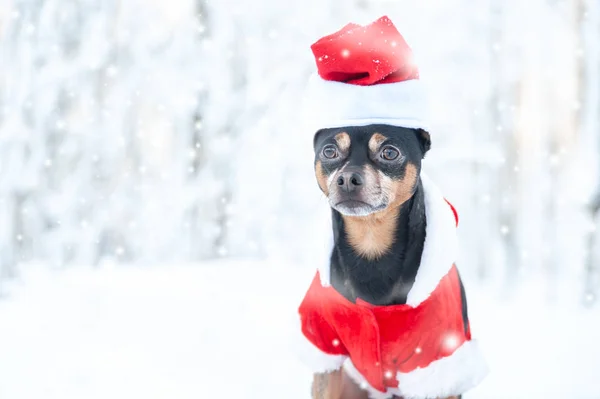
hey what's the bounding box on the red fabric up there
[299,265,469,393]
[310,16,419,86]
[445,198,459,227]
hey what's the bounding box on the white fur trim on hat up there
[304,74,429,132]
[343,340,488,399]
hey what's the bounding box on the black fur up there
[314,124,471,329]
[312,124,471,396]
[415,128,431,155]
[329,180,426,305]
[314,124,430,305]
[457,270,470,335]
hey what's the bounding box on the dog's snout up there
[337,171,364,193]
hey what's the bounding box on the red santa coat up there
[295,174,488,399]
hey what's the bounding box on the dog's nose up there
[337,171,364,193]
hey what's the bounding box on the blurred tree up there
[0,0,598,306]
[582,0,600,306]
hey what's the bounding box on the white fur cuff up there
[343,340,488,399]
[292,316,346,373]
[398,339,489,398]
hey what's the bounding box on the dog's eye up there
[322,145,339,159]
[381,146,400,161]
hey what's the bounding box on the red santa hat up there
[305,16,429,131]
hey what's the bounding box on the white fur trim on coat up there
[303,74,430,132]
[397,339,488,399]
[298,175,486,397]
[343,340,488,399]
[318,221,334,287]
[292,315,346,373]
[406,173,459,306]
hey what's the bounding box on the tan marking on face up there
[368,133,387,153]
[361,164,379,192]
[334,132,351,152]
[341,163,418,260]
[315,160,329,196]
[386,163,418,207]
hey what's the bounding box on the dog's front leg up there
[311,370,369,399]
[312,372,463,399]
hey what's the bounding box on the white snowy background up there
[1,0,600,398]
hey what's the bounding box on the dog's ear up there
[415,129,431,158]
[313,129,326,149]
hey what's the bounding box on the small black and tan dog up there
[310,124,467,399]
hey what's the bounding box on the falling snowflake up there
[25,24,35,35]
[106,65,118,78]
[442,333,460,352]
[585,293,595,303]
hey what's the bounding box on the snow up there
[1,262,599,399]
[1,4,600,395]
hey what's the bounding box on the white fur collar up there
[318,173,458,307]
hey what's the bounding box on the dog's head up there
[314,124,430,217]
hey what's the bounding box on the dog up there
[296,15,487,399]
[307,124,469,399]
